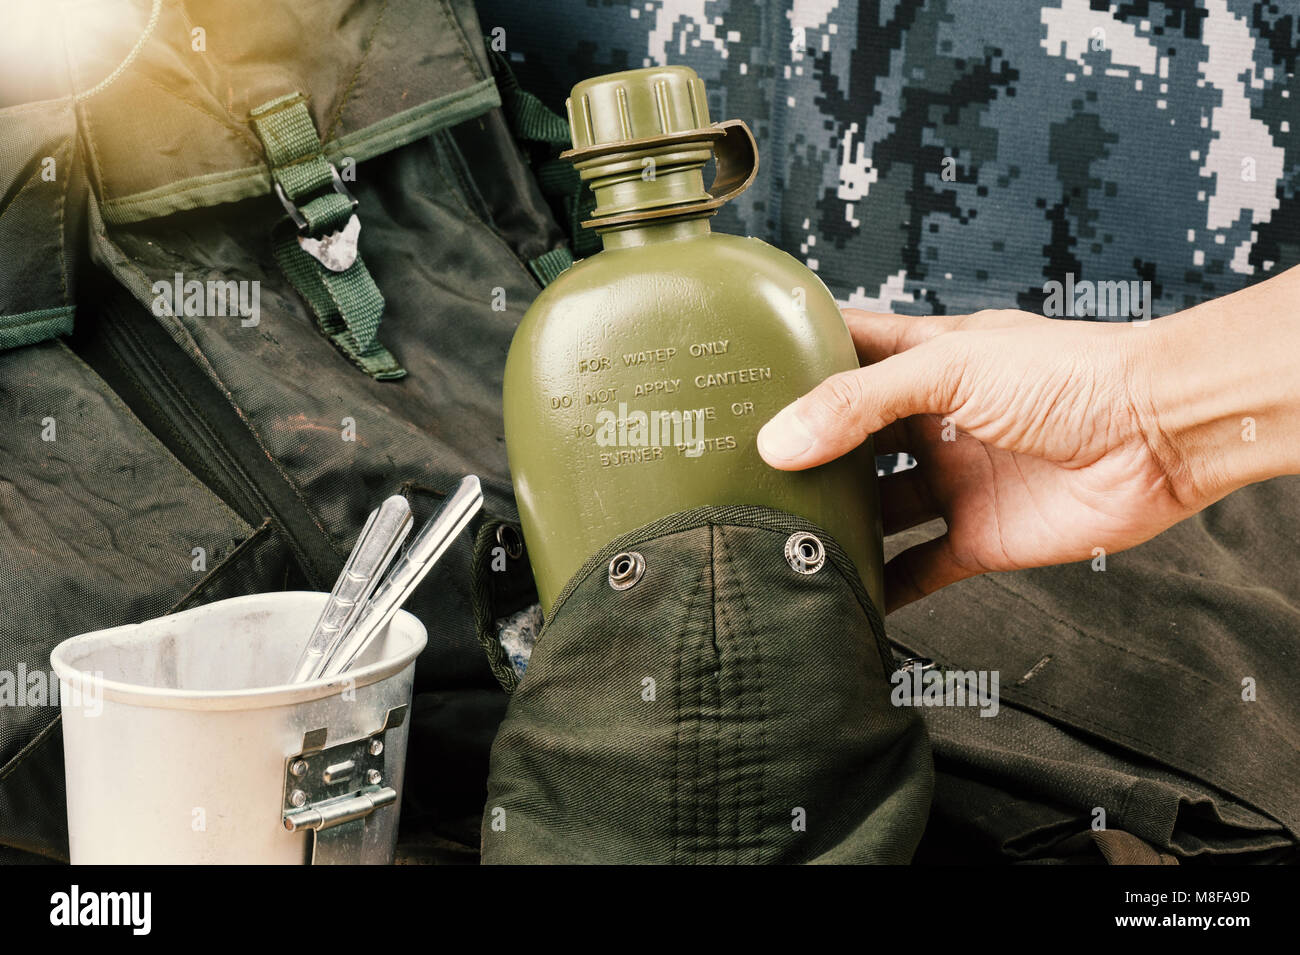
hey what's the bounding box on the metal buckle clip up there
[275,163,361,272]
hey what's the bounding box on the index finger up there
[842,309,962,364]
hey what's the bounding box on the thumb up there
[757,344,954,470]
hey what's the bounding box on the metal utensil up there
[319,475,483,677]
[289,495,412,683]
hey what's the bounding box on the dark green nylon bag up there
[482,507,933,864]
[0,0,562,861]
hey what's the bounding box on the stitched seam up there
[96,298,265,521]
[172,0,269,154]
[711,525,726,863]
[709,597,721,865]
[68,33,109,206]
[717,525,769,863]
[689,588,702,861]
[436,0,484,79]
[275,152,333,173]
[696,530,712,862]
[55,133,72,307]
[734,530,769,864]
[0,309,74,331]
[670,547,709,864]
[432,129,484,219]
[102,164,267,210]
[99,81,499,221]
[165,518,276,611]
[719,528,736,862]
[983,573,1219,688]
[426,129,545,292]
[1010,679,1300,837]
[721,525,744,864]
[325,0,391,142]
[0,128,72,221]
[101,303,309,560]
[113,249,344,554]
[126,71,265,160]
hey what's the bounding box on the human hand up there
[757,305,1282,612]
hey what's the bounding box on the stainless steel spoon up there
[319,475,483,677]
[289,494,412,683]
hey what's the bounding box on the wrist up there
[1135,268,1300,506]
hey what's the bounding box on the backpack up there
[0,0,558,861]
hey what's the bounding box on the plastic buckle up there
[275,163,361,272]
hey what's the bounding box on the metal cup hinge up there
[281,703,407,864]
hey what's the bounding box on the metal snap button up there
[495,523,524,560]
[784,532,825,575]
[608,551,646,590]
[898,657,935,673]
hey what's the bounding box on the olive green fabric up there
[482,506,932,864]
[248,90,403,379]
[485,46,598,261]
[525,245,574,287]
[891,478,1300,864]
[76,0,547,691]
[0,96,83,351]
[0,0,563,861]
[0,340,293,860]
[74,0,501,225]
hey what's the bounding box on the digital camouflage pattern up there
[477,0,1299,316]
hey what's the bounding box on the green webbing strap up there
[487,47,570,148]
[527,246,574,286]
[250,93,404,380]
[0,306,74,352]
[538,158,600,260]
[486,46,600,261]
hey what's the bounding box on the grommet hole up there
[495,523,524,560]
[608,551,646,590]
[784,532,825,575]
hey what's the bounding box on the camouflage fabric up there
[476,0,1299,315]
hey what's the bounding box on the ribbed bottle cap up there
[566,66,712,153]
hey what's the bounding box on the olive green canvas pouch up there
[0,0,558,860]
[481,506,933,864]
[0,19,292,861]
[70,0,554,685]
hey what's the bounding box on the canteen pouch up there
[481,506,933,864]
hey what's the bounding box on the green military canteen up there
[485,66,929,865]
[503,65,886,615]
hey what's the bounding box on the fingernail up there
[757,405,815,462]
